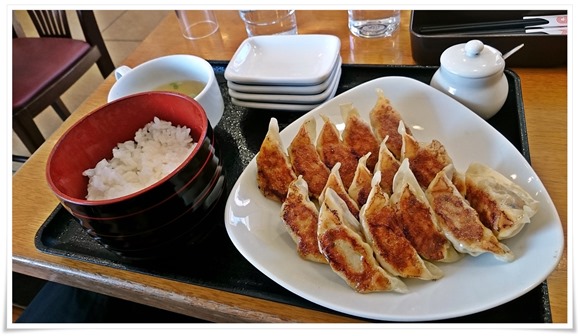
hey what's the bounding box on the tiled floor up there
[12,10,170,166]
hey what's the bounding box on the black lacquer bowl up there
[46,91,225,260]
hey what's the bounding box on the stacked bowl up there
[46,92,226,261]
[225,34,342,112]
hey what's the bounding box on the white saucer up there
[230,67,341,111]
[228,67,342,104]
[227,57,342,95]
[224,34,341,86]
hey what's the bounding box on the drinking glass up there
[239,10,297,36]
[348,10,400,38]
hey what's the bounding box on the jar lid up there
[440,40,505,78]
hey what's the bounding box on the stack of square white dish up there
[225,34,342,112]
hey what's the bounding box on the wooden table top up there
[12,10,568,323]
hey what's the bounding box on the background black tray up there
[410,10,567,68]
[35,62,551,323]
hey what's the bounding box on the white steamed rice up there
[83,117,196,200]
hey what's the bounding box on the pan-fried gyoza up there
[316,114,359,188]
[256,118,296,203]
[374,135,400,195]
[399,121,453,190]
[341,103,379,170]
[426,166,514,262]
[319,163,360,219]
[360,172,443,280]
[391,159,460,262]
[287,117,330,199]
[348,152,373,208]
[369,88,412,160]
[281,176,328,264]
[318,188,408,293]
[465,162,539,240]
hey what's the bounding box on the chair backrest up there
[28,10,73,38]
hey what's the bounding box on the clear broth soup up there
[154,80,205,98]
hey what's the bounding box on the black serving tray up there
[410,10,567,68]
[35,62,551,323]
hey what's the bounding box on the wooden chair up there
[12,10,115,154]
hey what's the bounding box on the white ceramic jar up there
[430,40,508,120]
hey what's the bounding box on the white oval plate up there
[224,76,564,321]
[224,34,340,85]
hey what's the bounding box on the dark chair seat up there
[12,10,114,154]
[13,37,91,109]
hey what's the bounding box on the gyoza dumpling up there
[391,159,460,262]
[369,88,412,160]
[399,121,453,190]
[360,172,443,280]
[316,114,358,187]
[280,176,328,264]
[465,162,539,240]
[318,188,408,293]
[341,103,379,170]
[374,135,401,195]
[287,117,330,199]
[256,118,296,203]
[426,166,515,262]
[319,162,360,219]
[348,152,373,208]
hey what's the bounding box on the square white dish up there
[230,68,341,111]
[224,34,341,85]
[224,76,564,321]
[228,62,342,104]
[226,56,341,95]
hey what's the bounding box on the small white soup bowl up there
[108,54,224,127]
